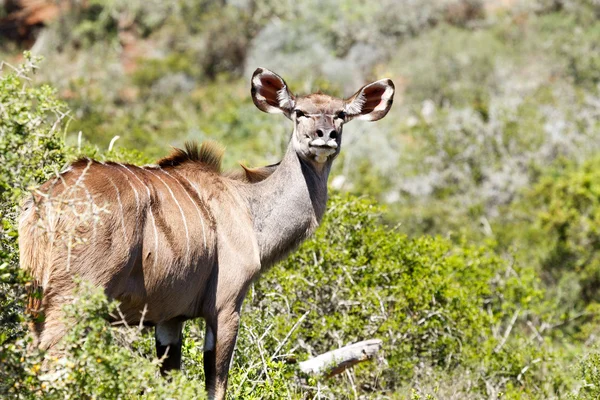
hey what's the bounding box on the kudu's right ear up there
[251,68,295,118]
[345,79,395,122]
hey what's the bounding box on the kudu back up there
[19,68,394,400]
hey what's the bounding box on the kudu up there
[19,68,394,399]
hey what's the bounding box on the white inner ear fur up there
[277,87,294,110]
[264,104,285,114]
[252,74,264,89]
[345,92,366,115]
[374,84,394,112]
[350,81,394,121]
[252,72,293,114]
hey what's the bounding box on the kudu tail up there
[18,196,49,323]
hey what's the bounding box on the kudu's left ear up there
[345,79,395,122]
[251,68,295,119]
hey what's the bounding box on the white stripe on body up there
[81,183,98,244]
[161,169,208,250]
[177,175,208,250]
[117,164,159,271]
[107,164,140,215]
[97,170,128,243]
[146,168,191,262]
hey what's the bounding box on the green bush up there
[247,194,561,396]
[0,281,207,399]
[578,349,600,400]
[490,156,600,374]
[0,54,67,206]
[532,12,600,90]
[525,158,600,305]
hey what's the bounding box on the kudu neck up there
[246,143,332,269]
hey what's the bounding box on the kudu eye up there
[336,111,346,120]
[294,109,307,119]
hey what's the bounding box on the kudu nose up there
[316,129,338,140]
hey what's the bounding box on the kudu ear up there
[344,79,395,122]
[251,68,295,118]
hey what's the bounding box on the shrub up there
[0,281,206,399]
[248,194,556,396]
[578,349,600,400]
[492,156,600,357]
[525,157,600,305]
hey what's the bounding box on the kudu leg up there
[155,319,184,374]
[204,310,240,400]
[37,301,69,351]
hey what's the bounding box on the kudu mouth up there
[309,138,338,149]
[309,138,338,163]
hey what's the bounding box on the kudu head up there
[251,68,395,165]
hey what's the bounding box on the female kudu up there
[19,68,394,399]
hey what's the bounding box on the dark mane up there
[157,141,225,172]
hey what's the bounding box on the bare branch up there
[272,311,309,360]
[299,339,383,377]
[494,308,520,353]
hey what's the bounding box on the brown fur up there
[226,162,280,183]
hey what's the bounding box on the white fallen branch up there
[298,339,383,377]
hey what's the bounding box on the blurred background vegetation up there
[2,0,600,398]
